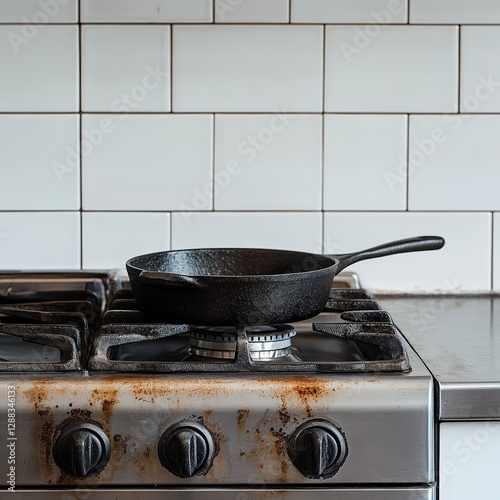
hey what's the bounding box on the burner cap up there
[190,325,296,360]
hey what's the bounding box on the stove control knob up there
[287,419,348,479]
[53,422,111,478]
[158,421,216,478]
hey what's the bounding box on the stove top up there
[0,271,434,494]
[0,271,409,373]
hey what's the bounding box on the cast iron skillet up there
[126,236,444,325]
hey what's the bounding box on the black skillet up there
[126,236,444,326]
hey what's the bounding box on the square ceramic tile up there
[0,0,77,22]
[408,115,500,210]
[214,114,322,210]
[410,0,500,23]
[461,27,500,113]
[324,212,491,291]
[215,0,288,22]
[324,114,407,210]
[0,212,80,270]
[494,213,500,290]
[82,26,170,112]
[325,26,458,112]
[173,25,323,112]
[82,114,213,211]
[0,25,78,111]
[81,0,212,22]
[291,0,407,23]
[172,212,323,253]
[0,115,79,210]
[82,212,170,270]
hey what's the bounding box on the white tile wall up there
[0,212,80,270]
[0,115,79,210]
[82,212,170,269]
[214,114,322,210]
[325,26,458,112]
[82,114,213,211]
[0,0,78,22]
[81,0,212,23]
[410,0,500,24]
[323,114,407,211]
[461,27,500,113]
[172,25,323,112]
[0,1,499,291]
[409,115,500,211]
[216,0,288,23]
[172,212,322,253]
[494,213,500,290]
[291,0,407,23]
[82,26,171,112]
[0,25,78,111]
[324,212,492,291]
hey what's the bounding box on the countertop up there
[377,294,500,421]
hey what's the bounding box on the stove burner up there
[190,325,296,360]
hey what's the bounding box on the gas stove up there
[0,272,435,499]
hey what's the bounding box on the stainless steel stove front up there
[0,345,434,495]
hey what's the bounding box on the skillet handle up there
[139,271,203,288]
[329,236,445,273]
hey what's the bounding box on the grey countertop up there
[377,295,500,421]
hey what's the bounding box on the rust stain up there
[276,377,330,418]
[89,387,119,423]
[69,408,92,419]
[237,409,250,429]
[40,420,54,477]
[202,412,226,482]
[269,427,289,475]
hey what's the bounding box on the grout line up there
[321,25,326,113]
[169,212,173,250]
[288,0,292,23]
[5,111,499,116]
[0,209,498,214]
[212,114,216,211]
[491,212,495,290]
[458,25,462,113]
[321,211,325,253]
[406,114,410,211]
[406,0,410,24]
[78,0,83,270]
[170,25,173,112]
[5,22,490,27]
[213,0,216,23]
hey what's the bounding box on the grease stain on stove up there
[89,387,119,421]
[40,419,54,477]
[269,426,289,475]
[237,409,250,429]
[202,411,226,482]
[68,408,92,419]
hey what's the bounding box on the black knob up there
[53,422,111,478]
[158,421,215,478]
[287,419,348,479]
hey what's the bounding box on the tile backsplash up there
[0,0,498,292]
